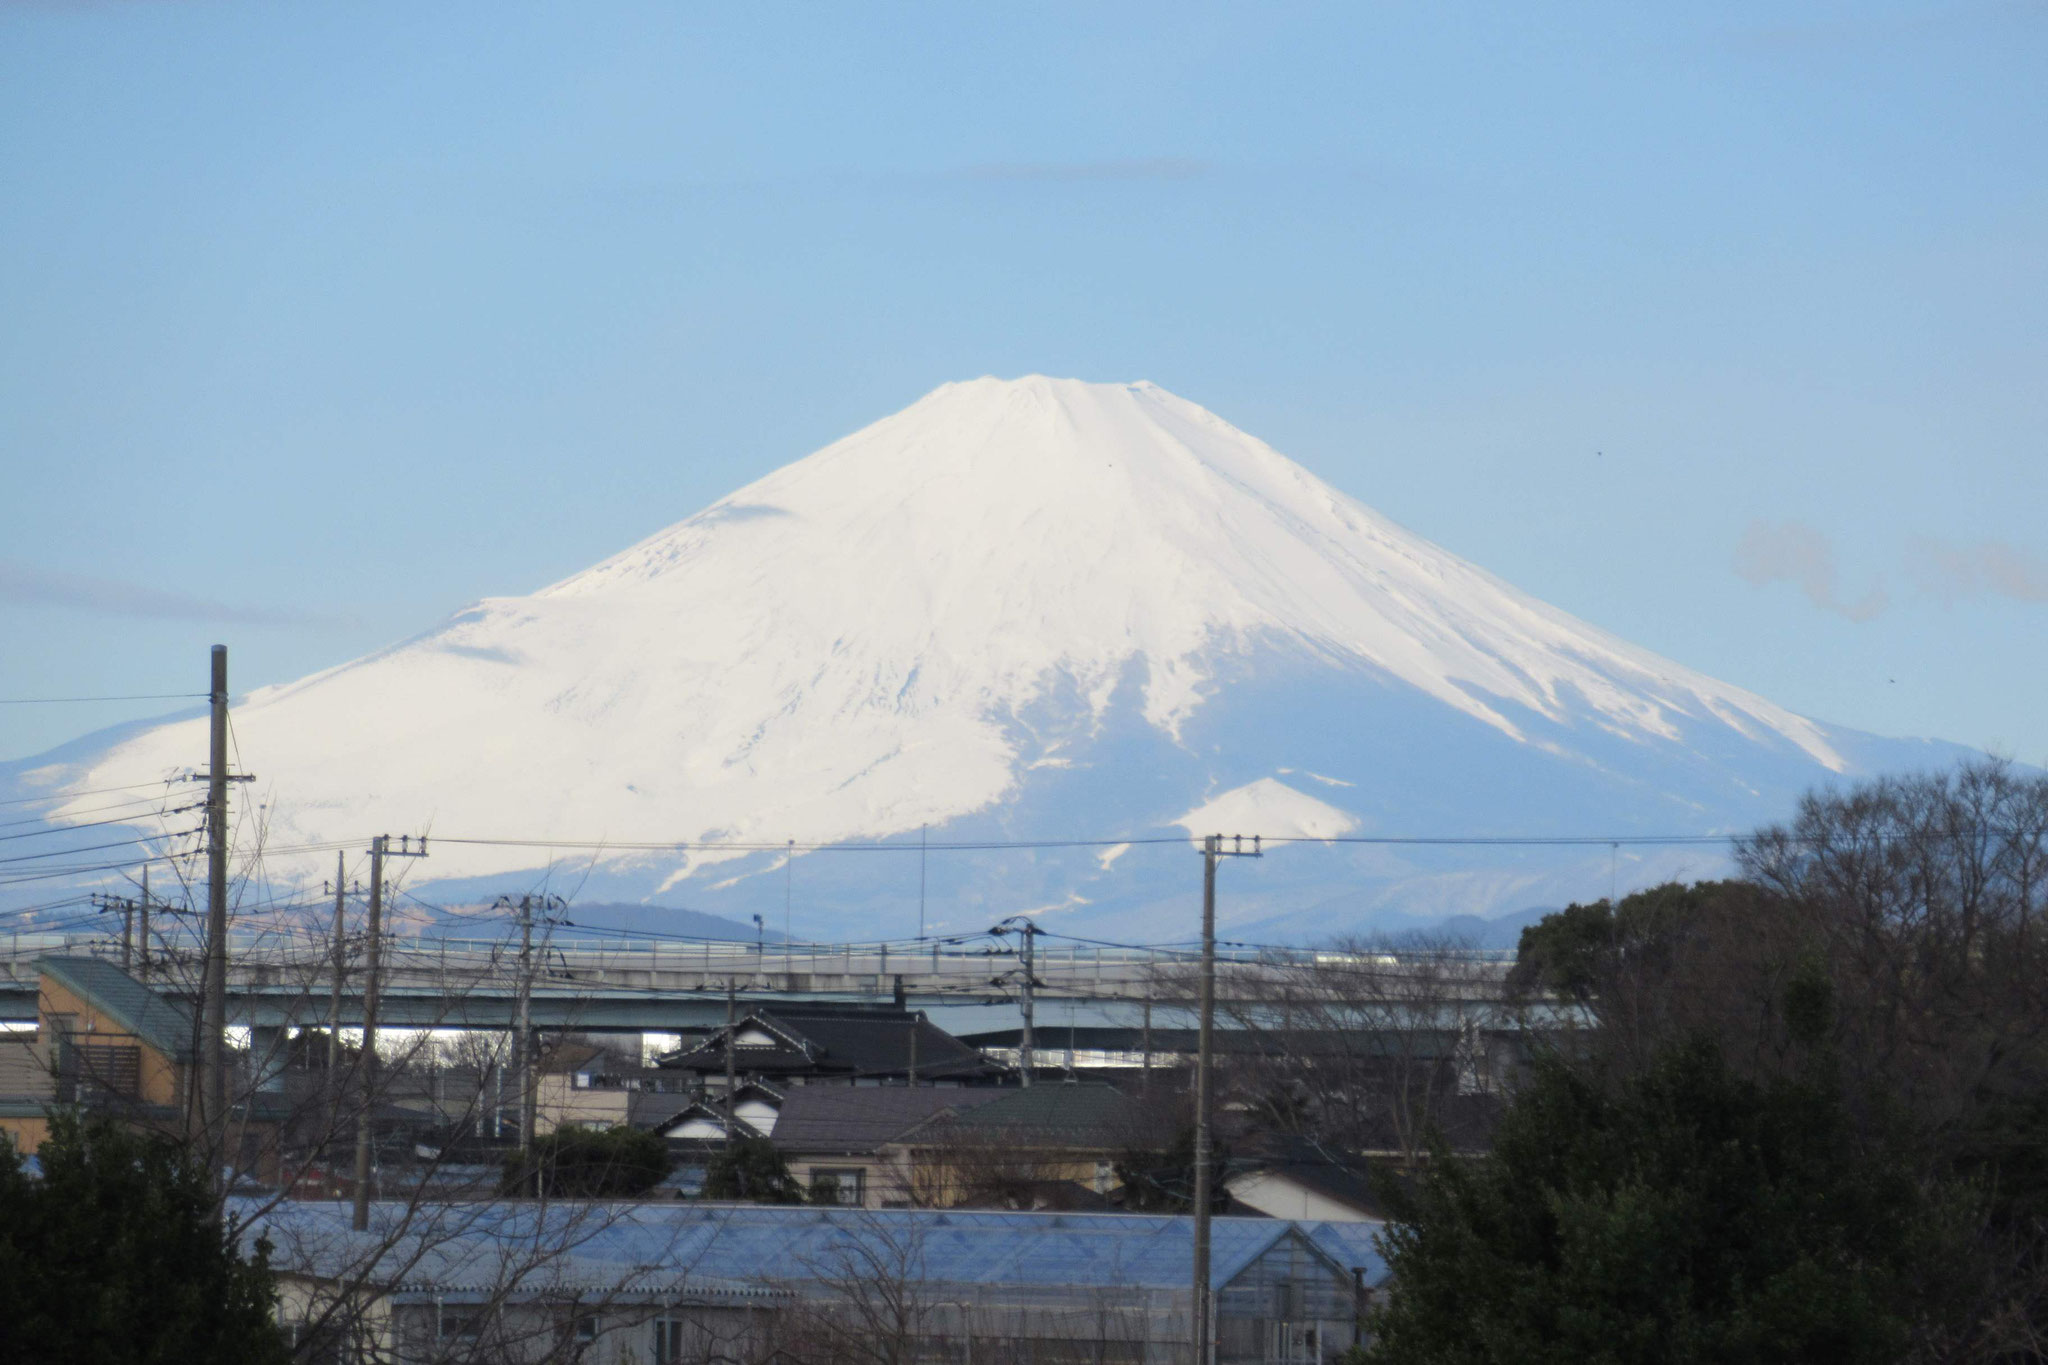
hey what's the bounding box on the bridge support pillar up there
[249,1024,290,1093]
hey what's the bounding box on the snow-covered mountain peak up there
[35,376,1863,907]
[536,374,1837,759]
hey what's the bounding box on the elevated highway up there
[0,930,1517,1037]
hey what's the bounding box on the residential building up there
[0,956,197,1156]
[1224,1137,1383,1223]
[657,1004,1000,1091]
[532,1042,695,1136]
[885,1081,1147,1209]
[769,1083,1008,1206]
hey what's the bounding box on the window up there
[284,1320,344,1365]
[810,1167,865,1205]
[439,1308,484,1341]
[653,1318,685,1364]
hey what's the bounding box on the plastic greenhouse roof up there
[238,1200,1390,1294]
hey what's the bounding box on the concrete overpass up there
[0,930,1517,1039]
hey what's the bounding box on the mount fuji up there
[14,377,1969,940]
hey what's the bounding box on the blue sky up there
[3,2,2044,770]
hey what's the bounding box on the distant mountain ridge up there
[11,377,1976,939]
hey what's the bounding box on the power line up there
[0,803,201,842]
[0,692,208,705]
[432,830,1750,853]
[0,781,175,809]
[0,791,189,831]
[434,834,1190,853]
[0,828,204,866]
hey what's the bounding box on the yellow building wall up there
[40,976,188,1110]
[0,1114,52,1157]
[533,1075,631,1134]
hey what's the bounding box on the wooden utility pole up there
[200,644,230,1165]
[137,866,151,982]
[1191,833,1259,1365]
[326,852,347,1123]
[1019,921,1036,1087]
[353,834,425,1232]
[991,916,1040,1086]
[1141,995,1152,1088]
[723,977,737,1148]
[516,895,536,1151]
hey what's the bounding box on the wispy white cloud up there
[1733,520,1889,622]
[1906,538,2048,606]
[0,559,356,628]
[943,157,1209,184]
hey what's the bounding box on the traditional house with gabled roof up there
[884,1081,1152,1211]
[649,1081,785,1143]
[768,1083,1009,1207]
[655,1005,1000,1091]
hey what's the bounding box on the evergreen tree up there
[502,1122,672,1199]
[0,1113,289,1365]
[1366,1041,1964,1365]
[702,1135,805,1203]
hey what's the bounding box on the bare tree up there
[1152,938,1512,1172]
[1504,760,2048,1363]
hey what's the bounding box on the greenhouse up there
[251,1199,1390,1363]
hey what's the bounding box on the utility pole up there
[353,833,426,1232]
[326,853,346,1083]
[723,977,737,1149]
[515,895,536,1153]
[1141,994,1152,1089]
[94,892,134,971]
[1190,833,1259,1365]
[990,916,1040,1087]
[1020,920,1036,1087]
[200,644,229,1166]
[137,866,151,982]
[326,853,350,1150]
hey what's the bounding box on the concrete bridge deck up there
[0,931,1516,1034]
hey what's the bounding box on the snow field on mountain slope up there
[49,376,1843,885]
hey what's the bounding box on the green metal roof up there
[39,957,196,1062]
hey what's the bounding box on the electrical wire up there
[0,780,176,809]
[0,828,204,866]
[0,791,189,831]
[0,692,208,705]
[434,834,1192,854]
[0,803,201,843]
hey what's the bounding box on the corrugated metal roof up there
[238,1199,1389,1294]
[39,956,195,1061]
[1300,1220,1389,1284]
